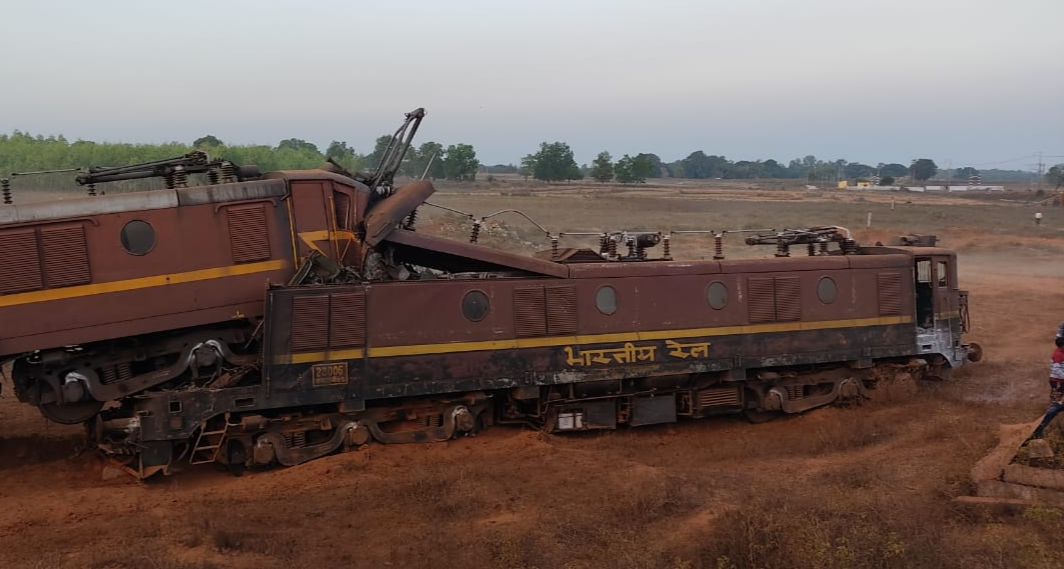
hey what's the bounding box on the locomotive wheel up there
[37,381,103,424]
[39,398,104,424]
[467,410,488,436]
[227,440,247,478]
[926,358,952,381]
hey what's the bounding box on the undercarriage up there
[11,324,259,425]
[86,357,932,479]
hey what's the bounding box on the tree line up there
[515,144,1044,185]
[0,131,481,190]
[0,130,1050,190]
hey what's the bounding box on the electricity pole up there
[1038,151,1044,190]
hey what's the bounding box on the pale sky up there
[1,0,1061,168]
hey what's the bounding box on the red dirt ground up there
[1,214,1062,568]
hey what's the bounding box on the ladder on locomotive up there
[190,414,231,465]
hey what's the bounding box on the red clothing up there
[1051,346,1064,381]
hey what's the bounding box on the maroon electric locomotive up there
[0,109,980,477]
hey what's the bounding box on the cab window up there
[916,260,931,283]
[936,261,948,288]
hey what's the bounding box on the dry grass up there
[701,493,931,569]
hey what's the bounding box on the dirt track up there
[1,192,1063,569]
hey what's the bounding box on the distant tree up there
[879,175,895,186]
[631,154,653,182]
[277,138,319,154]
[799,155,819,181]
[324,140,364,173]
[366,135,393,172]
[954,166,979,179]
[1047,165,1064,190]
[400,145,421,177]
[761,159,787,178]
[484,164,518,174]
[410,141,445,179]
[193,135,223,148]
[590,151,614,183]
[566,162,584,181]
[635,153,664,178]
[614,154,650,184]
[530,142,579,182]
[843,162,876,179]
[680,151,729,179]
[614,155,634,183]
[519,154,536,181]
[442,143,478,181]
[879,163,909,177]
[730,160,761,179]
[911,158,938,181]
[326,140,354,160]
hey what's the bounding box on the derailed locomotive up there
[0,109,980,477]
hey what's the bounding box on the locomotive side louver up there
[227,205,271,263]
[291,293,366,352]
[291,295,330,351]
[774,277,802,321]
[747,277,776,323]
[330,292,366,348]
[41,225,91,288]
[748,276,802,323]
[697,386,741,408]
[513,285,578,337]
[545,285,578,335]
[877,272,903,315]
[0,230,43,293]
[513,287,547,337]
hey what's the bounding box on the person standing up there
[1032,336,1064,438]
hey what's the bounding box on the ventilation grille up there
[41,225,91,288]
[0,230,43,294]
[291,293,367,352]
[774,277,802,321]
[514,287,547,337]
[747,277,776,323]
[878,272,903,315]
[291,295,330,351]
[329,292,366,348]
[748,276,806,323]
[227,206,271,263]
[546,285,578,335]
[698,387,741,408]
[513,285,578,337]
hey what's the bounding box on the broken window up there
[333,191,351,231]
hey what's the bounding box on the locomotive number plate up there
[311,362,348,386]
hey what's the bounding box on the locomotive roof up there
[0,178,287,225]
[860,245,957,257]
[264,169,368,188]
